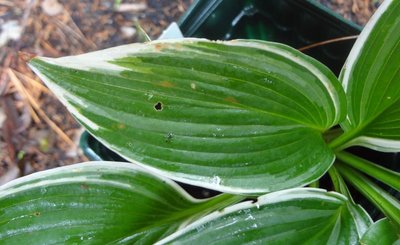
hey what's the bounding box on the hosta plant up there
[1,0,400,244]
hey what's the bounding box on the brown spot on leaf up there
[159,81,175,88]
[33,211,41,217]
[154,43,166,52]
[112,123,126,130]
[174,43,183,50]
[80,184,89,190]
[224,97,238,103]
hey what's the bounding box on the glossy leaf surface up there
[338,0,400,151]
[158,188,366,245]
[29,39,345,193]
[0,162,241,244]
[360,218,400,245]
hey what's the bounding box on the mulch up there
[316,0,383,25]
[0,0,380,184]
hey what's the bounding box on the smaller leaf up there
[157,188,368,245]
[360,218,400,245]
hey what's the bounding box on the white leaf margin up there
[228,40,344,125]
[0,161,204,204]
[345,136,400,153]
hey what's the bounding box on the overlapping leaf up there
[29,39,346,193]
[157,188,367,244]
[360,218,400,245]
[339,0,400,151]
[0,162,241,244]
[328,166,372,236]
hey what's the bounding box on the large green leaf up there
[336,0,400,151]
[360,218,400,245]
[0,162,241,244]
[29,39,346,193]
[157,188,367,244]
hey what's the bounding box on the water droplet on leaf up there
[211,175,221,185]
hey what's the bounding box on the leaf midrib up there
[52,65,326,132]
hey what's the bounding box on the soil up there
[316,0,383,25]
[0,0,381,184]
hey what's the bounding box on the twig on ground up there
[13,70,51,95]
[7,69,75,147]
[0,52,14,95]
[7,69,41,124]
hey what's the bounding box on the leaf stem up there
[328,167,341,193]
[199,193,245,212]
[323,127,344,145]
[328,129,360,150]
[180,194,245,222]
[336,151,400,192]
[328,166,352,200]
[336,163,400,227]
[308,180,319,188]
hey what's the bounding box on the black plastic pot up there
[79,0,398,213]
[179,0,361,75]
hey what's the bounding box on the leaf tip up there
[18,51,37,63]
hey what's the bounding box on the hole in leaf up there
[154,102,163,111]
[165,132,173,143]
